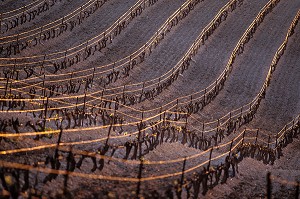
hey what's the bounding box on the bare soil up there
[0,0,299,198]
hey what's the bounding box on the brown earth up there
[0,0,299,198]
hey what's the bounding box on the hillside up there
[0,0,299,198]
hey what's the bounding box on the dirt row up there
[12,0,137,58]
[0,0,299,198]
[244,22,300,133]
[1,0,83,37]
[109,0,229,85]
[131,0,269,111]
[191,0,300,123]
[45,0,186,75]
[1,0,40,14]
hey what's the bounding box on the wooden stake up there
[296,181,299,199]
[122,85,126,104]
[185,116,188,129]
[138,118,143,158]
[75,97,79,110]
[241,129,246,146]
[43,97,49,131]
[91,67,96,87]
[159,106,162,121]
[0,14,2,34]
[39,26,43,43]
[4,77,9,97]
[179,157,187,199]
[255,129,259,145]
[40,54,46,75]
[267,172,272,199]
[82,92,87,112]
[64,148,72,195]
[228,140,233,157]
[136,157,144,198]
[42,74,46,97]
[54,127,63,160]
[104,118,113,147]
[203,88,206,104]
[207,147,213,170]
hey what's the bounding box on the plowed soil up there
[0,0,299,198]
